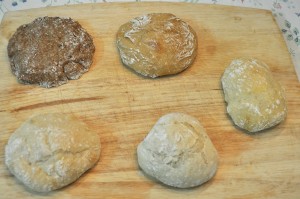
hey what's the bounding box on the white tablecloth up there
[1,0,299,81]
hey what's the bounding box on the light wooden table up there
[0,2,299,199]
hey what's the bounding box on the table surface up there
[1,0,300,81]
[0,2,299,199]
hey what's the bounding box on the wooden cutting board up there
[0,2,299,199]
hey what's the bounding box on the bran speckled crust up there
[221,58,287,133]
[116,13,197,78]
[5,113,101,193]
[137,113,218,188]
[7,16,95,88]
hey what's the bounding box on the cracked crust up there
[5,113,101,192]
[116,13,197,78]
[137,113,218,188]
[7,16,95,88]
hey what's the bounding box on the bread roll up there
[5,113,101,192]
[116,13,197,78]
[221,58,287,133]
[7,17,95,88]
[137,113,218,188]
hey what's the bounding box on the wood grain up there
[0,2,300,199]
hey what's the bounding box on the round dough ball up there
[137,113,218,188]
[7,16,95,88]
[5,113,101,192]
[116,13,197,78]
[221,58,287,133]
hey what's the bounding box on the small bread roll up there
[116,13,197,78]
[5,113,101,192]
[221,58,287,133]
[137,113,218,188]
[7,17,95,88]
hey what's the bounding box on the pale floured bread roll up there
[5,113,101,192]
[116,13,197,78]
[137,113,218,188]
[221,58,287,133]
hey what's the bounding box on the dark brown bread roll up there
[7,17,95,88]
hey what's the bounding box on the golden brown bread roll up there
[221,58,287,133]
[116,13,197,78]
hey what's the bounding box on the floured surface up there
[0,2,299,199]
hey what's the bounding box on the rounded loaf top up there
[137,113,218,188]
[7,16,95,88]
[116,13,198,78]
[221,58,287,133]
[5,113,101,192]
